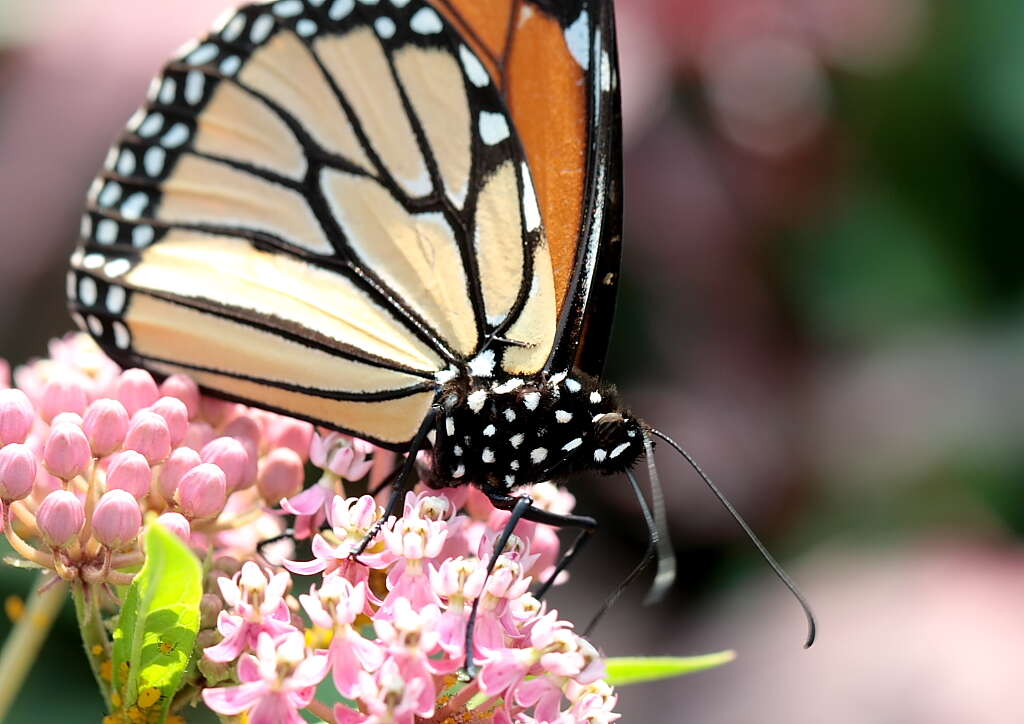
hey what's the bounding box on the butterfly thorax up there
[430,370,645,491]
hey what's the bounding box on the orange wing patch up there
[432,0,587,319]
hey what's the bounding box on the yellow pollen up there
[4,595,24,622]
[91,644,105,656]
[138,687,161,708]
[110,692,123,708]
[99,659,113,681]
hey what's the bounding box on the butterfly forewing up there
[69,0,566,447]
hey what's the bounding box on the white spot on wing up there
[78,277,98,306]
[522,392,540,410]
[250,15,275,43]
[187,43,219,65]
[483,424,496,437]
[564,378,581,393]
[409,7,443,34]
[98,182,122,208]
[493,378,524,394]
[117,150,137,177]
[564,11,590,70]
[610,442,630,459]
[184,70,205,105]
[220,55,242,76]
[82,254,105,270]
[601,48,612,93]
[452,464,465,478]
[158,77,177,105]
[160,123,190,149]
[120,192,148,220]
[106,285,127,314]
[594,449,607,462]
[221,14,246,42]
[273,0,304,17]
[296,18,318,36]
[530,447,548,463]
[137,113,164,138]
[445,417,455,436]
[329,0,354,20]
[479,112,510,145]
[144,146,167,177]
[374,16,396,39]
[459,45,489,87]
[66,272,77,301]
[104,259,132,278]
[555,410,572,423]
[132,225,155,248]
[87,315,103,336]
[95,219,118,244]
[521,162,541,232]
[510,433,524,448]
[112,321,131,350]
[589,391,602,404]
[562,437,582,452]
[482,448,495,463]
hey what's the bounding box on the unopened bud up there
[257,448,304,505]
[82,399,129,457]
[37,490,85,548]
[39,378,88,423]
[124,411,171,464]
[91,489,142,548]
[43,423,91,480]
[105,450,151,499]
[157,447,200,500]
[116,369,160,417]
[156,512,191,542]
[200,438,249,493]
[159,375,200,420]
[149,397,189,447]
[175,463,226,519]
[0,389,34,445]
[0,444,37,502]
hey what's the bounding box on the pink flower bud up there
[43,423,91,480]
[32,469,61,504]
[183,421,215,451]
[257,448,304,505]
[158,447,201,500]
[200,397,239,427]
[0,444,37,502]
[149,397,189,447]
[50,412,83,428]
[156,512,191,542]
[159,374,200,420]
[82,398,129,457]
[105,450,152,499]
[175,463,227,519]
[200,438,249,493]
[0,389,35,445]
[124,411,171,464]
[265,418,314,460]
[39,378,88,422]
[36,490,85,548]
[91,489,142,548]
[116,368,160,416]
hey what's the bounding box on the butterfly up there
[68,0,814,660]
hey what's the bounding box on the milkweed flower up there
[0,334,620,723]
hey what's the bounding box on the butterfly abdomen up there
[431,370,645,491]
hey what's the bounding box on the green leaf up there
[605,651,736,686]
[111,519,203,721]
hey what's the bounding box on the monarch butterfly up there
[68,0,814,659]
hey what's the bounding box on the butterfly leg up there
[462,490,598,678]
[352,407,438,557]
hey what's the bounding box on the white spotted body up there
[432,370,644,491]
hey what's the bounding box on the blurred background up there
[1,0,1023,721]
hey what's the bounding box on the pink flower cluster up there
[1,335,620,723]
[0,333,313,586]
[202,486,618,724]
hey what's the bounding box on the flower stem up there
[0,574,68,721]
[72,582,112,710]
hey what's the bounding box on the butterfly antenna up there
[641,430,677,604]
[647,426,817,648]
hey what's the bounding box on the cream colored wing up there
[68,0,557,446]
